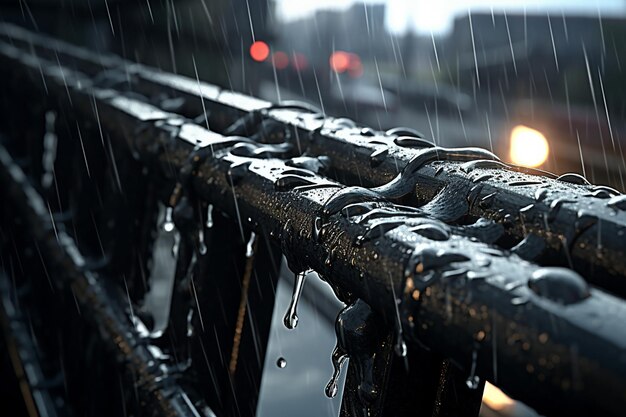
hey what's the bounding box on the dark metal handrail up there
[0,24,625,417]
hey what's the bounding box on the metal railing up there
[0,24,625,417]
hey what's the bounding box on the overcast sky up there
[273,0,626,34]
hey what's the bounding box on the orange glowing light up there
[250,41,270,62]
[482,382,515,411]
[330,51,350,73]
[272,51,289,69]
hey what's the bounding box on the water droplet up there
[276,357,287,368]
[198,229,207,255]
[528,267,590,305]
[325,345,347,398]
[385,127,426,138]
[557,172,590,185]
[465,350,480,389]
[355,219,405,246]
[313,217,323,242]
[466,375,481,389]
[246,231,257,258]
[163,206,175,232]
[325,380,339,398]
[206,204,214,228]
[283,272,307,329]
[393,135,435,148]
[321,186,386,218]
[459,158,505,173]
[286,156,330,173]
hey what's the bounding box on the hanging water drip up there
[246,231,257,258]
[466,375,481,389]
[324,300,382,406]
[206,204,214,228]
[163,206,175,232]
[465,349,480,389]
[283,271,307,329]
[198,229,207,255]
[325,345,348,398]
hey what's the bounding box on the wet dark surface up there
[0,18,624,417]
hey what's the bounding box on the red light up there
[292,53,308,71]
[348,54,363,78]
[273,51,289,70]
[250,41,270,62]
[330,51,350,73]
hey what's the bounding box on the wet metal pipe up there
[2,23,625,298]
[0,30,626,417]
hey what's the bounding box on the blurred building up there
[444,12,626,113]
[0,0,271,88]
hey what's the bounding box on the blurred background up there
[1,1,625,416]
[2,0,625,189]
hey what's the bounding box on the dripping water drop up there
[276,357,287,368]
[325,345,347,398]
[283,271,307,329]
[466,375,480,389]
[465,349,480,389]
[198,229,207,255]
[163,206,175,232]
[206,204,214,228]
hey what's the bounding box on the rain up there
[0,1,625,417]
